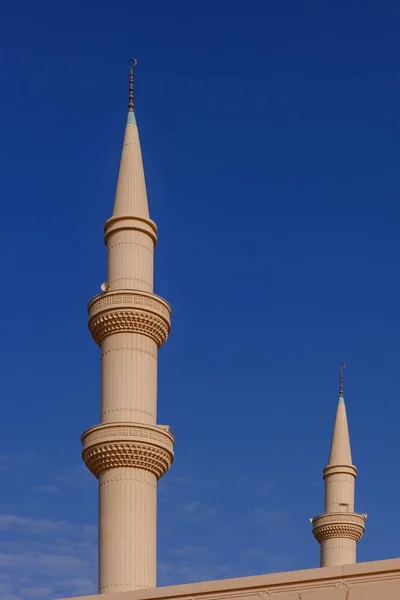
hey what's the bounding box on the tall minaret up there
[311,364,366,567]
[81,60,174,594]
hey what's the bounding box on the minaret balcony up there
[81,422,174,479]
[312,512,366,543]
[88,289,171,347]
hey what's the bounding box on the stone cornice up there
[88,290,171,347]
[312,512,366,543]
[81,422,174,479]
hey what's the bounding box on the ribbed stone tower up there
[81,60,174,594]
[311,364,366,567]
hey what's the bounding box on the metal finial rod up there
[339,362,346,397]
[127,58,137,112]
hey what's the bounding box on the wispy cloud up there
[0,514,96,538]
[0,515,96,599]
[158,463,291,586]
[174,545,206,557]
[158,561,233,585]
[0,452,34,472]
[235,477,277,496]
[32,464,94,493]
[0,515,70,534]
[252,508,289,524]
[235,549,294,576]
[181,501,215,521]
[20,587,53,598]
[160,472,224,495]
[59,578,96,596]
[33,484,59,493]
[158,474,191,494]
[0,551,92,575]
[54,464,93,488]
[160,469,278,505]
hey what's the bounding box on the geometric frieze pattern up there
[81,423,174,480]
[91,292,170,319]
[82,423,174,451]
[88,291,171,347]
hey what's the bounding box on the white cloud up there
[0,515,96,600]
[59,578,96,596]
[0,515,70,534]
[54,465,93,488]
[0,452,34,472]
[175,545,206,556]
[0,582,23,600]
[20,587,53,598]
[252,508,289,524]
[33,484,59,493]
[181,502,215,521]
[0,551,92,574]
[0,514,96,539]
[183,501,200,513]
[158,561,233,585]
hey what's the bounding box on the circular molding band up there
[323,464,357,479]
[104,215,158,246]
[312,512,366,543]
[81,423,174,480]
[88,290,171,347]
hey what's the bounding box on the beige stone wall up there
[58,558,400,600]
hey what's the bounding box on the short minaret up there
[81,60,174,594]
[311,364,366,567]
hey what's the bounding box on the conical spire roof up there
[327,363,353,466]
[112,60,149,219]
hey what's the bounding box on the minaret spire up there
[82,61,174,593]
[311,364,366,568]
[112,59,149,221]
[327,362,352,466]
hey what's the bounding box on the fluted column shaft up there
[83,215,173,593]
[324,471,354,514]
[320,539,356,568]
[107,229,154,292]
[99,468,157,593]
[101,333,157,425]
[312,465,365,567]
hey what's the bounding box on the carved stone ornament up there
[82,423,174,479]
[88,290,171,347]
[312,512,366,543]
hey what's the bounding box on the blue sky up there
[1,1,400,598]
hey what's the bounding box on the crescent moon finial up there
[126,59,138,111]
[339,362,346,397]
